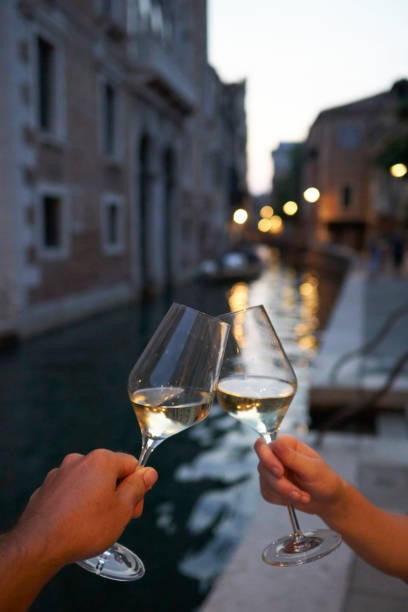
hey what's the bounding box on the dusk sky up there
[208,0,408,195]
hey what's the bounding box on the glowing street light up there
[260,204,274,218]
[390,163,407,178]
[303,187,320,203]
[269,215,283,233]
[258,218,272,232]
[233,208,248,224]
[282,200,298,216]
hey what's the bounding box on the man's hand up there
[0,449,158,612]
[15,449,158,567]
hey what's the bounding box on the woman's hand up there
[254,435,344,517]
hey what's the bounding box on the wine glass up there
[77,303,230,581]
[217,305,341,566]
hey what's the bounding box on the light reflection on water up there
[171,255,321,587]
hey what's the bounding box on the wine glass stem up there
[138,433,161,467]
[262,432,304,541]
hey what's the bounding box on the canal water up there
[0,249,343,612]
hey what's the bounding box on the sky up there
[208,0,408,195]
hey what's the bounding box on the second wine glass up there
[217,305,341,566]
[78,303,229,581]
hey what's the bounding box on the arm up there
[0,450,158,612]
[254,435,408,582]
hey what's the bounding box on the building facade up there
[302,81,408,250]
[0,0,247,341]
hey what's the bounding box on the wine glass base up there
[262,529,342,567]
[77,543,145,581]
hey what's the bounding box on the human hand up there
[254,435,345,518]
[14,449,158,569]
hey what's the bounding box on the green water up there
[0,260,343,611]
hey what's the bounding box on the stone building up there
[0,0,247,342]
[302,81,408,250]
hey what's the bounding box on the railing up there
[317,301,408,438]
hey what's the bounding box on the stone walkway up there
[199,264,408,611]
[310,264,408,412]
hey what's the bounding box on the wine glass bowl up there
[78,303,229,581]
[217,305,341,566]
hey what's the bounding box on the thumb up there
[273,439,317,481]
[117,467,158,508]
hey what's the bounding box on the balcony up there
[127,33,197,116]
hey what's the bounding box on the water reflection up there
[176,407,258,587]
[0,250,340,611]
[174,258,324,587]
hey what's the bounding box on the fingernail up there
[272,467,282,478]
[290,491,300,501]
[142,468,158,489]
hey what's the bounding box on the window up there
[308,147,319,160]
[342,184,353,209]
[37,185,69,259]
[103,83,115,156]
[34,30,64,140]
[101,81,121,159]
[101,194,124,254]
[37,36,55,132]
[43,196,61,247]
[337,124,361,149]
[107,203,119,245]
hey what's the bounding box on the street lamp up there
[260,205,274,218]
[390,163,407,178]
[269,215,283,233]
[303,187,320,203]
[282,200,298,216]
[258,218,272,232]
[233,208,248,224]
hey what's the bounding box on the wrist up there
[6,520,64,577]
[318,477,354,530]
[0,527,62,612]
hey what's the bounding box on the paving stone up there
[343,592,407,612]
[349,557,408,599]
[358,463,408,512]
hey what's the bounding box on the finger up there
[259,486,287,506]
[258,465,310,504]
[60,453,84,468]
[113,452,139,481]
[254,438,284,478]
[117,467,158,508]
[277,434,320,458]
[132,499,144,519]
[272,438,319,481]
[27,487,41,505]
[43,467,59,484]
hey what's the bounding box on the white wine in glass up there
[77,303,229,581]
[217,305,341,566]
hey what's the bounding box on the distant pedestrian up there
[367,230,382,276]
[389,229,405,272]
